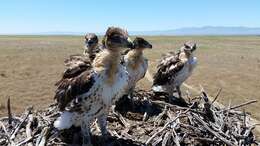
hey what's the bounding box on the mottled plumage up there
[152,42,197,99]
[54,27,134,146]
[58,33,103,88]
[54,59,94,111]
[62,54,92,79]
[153,51,184,86]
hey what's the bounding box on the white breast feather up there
[54,65,129,130]
[125,57,148,90]
[174,56,197,86]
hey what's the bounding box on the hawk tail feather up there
[54,111,75,130]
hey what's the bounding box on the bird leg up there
[81,120,93,146]
[168,86,188,106]
[97,113,108,136]
[128,87,134,100]
[97,112,111,145]
[176,86,182,99]
[128,87,135,109]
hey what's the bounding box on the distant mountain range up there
[130,26,260,36]
[2,26,260,36]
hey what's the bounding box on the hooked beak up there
[184,43,197,52]
[147,44,153,49]
[86,43,90,48]
[85,40,89,47]
[87,40,95,47]
[126,37,134,49]
[191,44,197,52]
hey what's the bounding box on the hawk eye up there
[113,35,121,39]
[111,35,122,42]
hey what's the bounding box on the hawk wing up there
[153,51,185,86]
[62,54,92,79]
[93,45,104,54]
[54,54,95,111]
[88,45,105,61]
[120,48,131,65]
[141,58,148,79]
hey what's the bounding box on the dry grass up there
[0,36,84,115]
[0,35,260,122]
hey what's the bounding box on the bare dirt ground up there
[0,35,260,122]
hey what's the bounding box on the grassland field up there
[0,35,260,122]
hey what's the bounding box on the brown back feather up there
[54,54,95,111]
[153,51,185,85]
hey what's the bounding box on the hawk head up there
[85,33,98,49]
[133,37,152,50]
[182,42,197,55]
[102,27,134,50]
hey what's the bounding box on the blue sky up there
[0,0,259,34]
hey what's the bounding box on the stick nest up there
[0,90,259,146]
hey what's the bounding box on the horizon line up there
[1,26,260,36]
